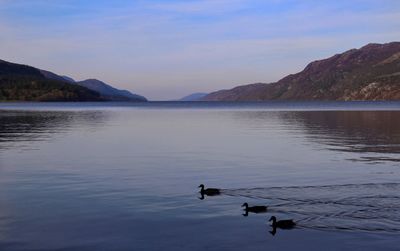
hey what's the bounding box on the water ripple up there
[222,183,400,233]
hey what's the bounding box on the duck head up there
[241,203,248,208]
[269,216,277,224]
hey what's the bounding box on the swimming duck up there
[198,184,220,196]
[269,216,296,229]
[242,203,267,216]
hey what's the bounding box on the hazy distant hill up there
[202,42,400,101]
[77,79,147,101]
[179,92,208,101]
[41,69,146,101]
[0,60,102,101]
[0,59,147,102]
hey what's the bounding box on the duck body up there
[242,203,268,213]
[198,184,220,196]
[269,216,296,229]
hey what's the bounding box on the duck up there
[198,184,220,197]
[242,203,267,216]
[269,216,296,229]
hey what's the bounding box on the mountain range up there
[2,42,400,102]
[0,59,146,102]
[201,42,400,101]
[179,92,208,101]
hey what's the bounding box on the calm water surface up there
[0,102,399,250]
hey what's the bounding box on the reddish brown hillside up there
[202,42,400,101]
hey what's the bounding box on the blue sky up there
[0,0,399,100]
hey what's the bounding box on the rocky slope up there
[202,42,400,101]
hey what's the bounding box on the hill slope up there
[0,59,147,102]
[40,69,146,101]
[179,92,208,101]
[202,42,400,101]
[39,70,75,83]
[76,79,147,101]
[0,60,102,101]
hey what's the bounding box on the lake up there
[0,101,399,250]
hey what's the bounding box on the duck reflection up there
[198,184,220,200]
[241,203,268,216]
[268,216,296,236]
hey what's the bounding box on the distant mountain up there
[0,59,102,101]
[202,42,400,101]
[0,59,147,102]
[76,79,147,101]
[40,69,146,101]
[179,92,208,101]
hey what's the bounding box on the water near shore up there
[0,102,399,250]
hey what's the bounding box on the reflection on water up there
[0,110,109,151]
[232,110,400,163]
[0,103,400,251]
[280,111,400,163]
